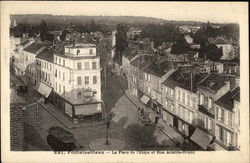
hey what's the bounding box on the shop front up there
[73,103,102,123]
[35,82,53,103]
[190,128,214,150]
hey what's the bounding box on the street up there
[10,61,178,151]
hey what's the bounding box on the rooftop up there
[214,87,240,111]
[143,60,174,78]
[23,42,51,54]
[162,66,207,92]
[198,73,228,92]
[65,43,96,48]
[36,47,56,63]
[19,40,29,46]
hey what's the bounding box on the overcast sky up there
[3,1,247,23]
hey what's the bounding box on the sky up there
[2,1,248,23]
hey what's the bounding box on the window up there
[145,73,148,81]
[89,49,93,54]
[59,58,61,65]
[200,94,204,105]
[78,91,82,99]
[85,76,89,85]
[187,94,190,106]
[204,95,208,107]
[92,62,97,69]
[170,89,174,97]
[63,59,65,66]
[84,62,90,70]
[189,112,193,124]
[55,56,57,63]
[59,84,61,93]
[228,112,233,127]
[55,69,57,77]
[178,90,181,101]
[63,86,65,94]
[63,72,65,81]
[208,118,211,130]
[93,76,97,84]
[77,62,82,70]
[59,71,61,79]
[182,92,185,104]
[171,103,174,111]
[55,82,57,91]
[148,74,151,82]
[77,77,82,85]
[165,100,168,108]
[208,97,212,109]
[77,50,80,55]
[147,87,151,94]
[26,55,28,61]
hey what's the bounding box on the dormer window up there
[90,49,93,54]
[77,50,80,55]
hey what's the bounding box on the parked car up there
[46,126,77,151]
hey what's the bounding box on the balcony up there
[198,105,215,119]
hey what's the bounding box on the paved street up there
[11,62,178,151]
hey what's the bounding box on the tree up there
[60,30,69,41]
[203,43,223,62]
[40,20,49,41]
[89,19,97,32]
[115,23,128,62]
[171,35,191,54]
[39,20,54,42]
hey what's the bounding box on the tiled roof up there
[123,47,139,60]
[198,73,228,91]
[23,42,50,54]
[162,66,207,92]
[214,87,240,111]
[146,61,174,78]
[20,40,29,46]
[130,55,154,69]
[36,47,55,63]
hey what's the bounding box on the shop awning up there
[140,95,150,105]
[190,128,213,150]
[75,103,102,116]
[36,82,53,98]
[208,142,227,151]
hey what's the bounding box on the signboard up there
[65,102,73,117]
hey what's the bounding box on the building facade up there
[53,43,102,123]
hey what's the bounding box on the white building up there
[53,43,102,122]
[35,47,55,102]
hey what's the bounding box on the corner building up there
[53,43,102,123]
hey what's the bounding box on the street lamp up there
[105,113,111,145]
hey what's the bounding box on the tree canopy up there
[200,43,223,61]
[170,35,191,54]
[140,23,180,47]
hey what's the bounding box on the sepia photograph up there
[1,1,249,163]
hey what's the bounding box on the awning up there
[140,95,150,105]
[190,128,213,150]
[75,103,102,116]
[208,142,227,151]
[36,82,53,98]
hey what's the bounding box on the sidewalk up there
[125,90,185,146]
[26,90,105,129]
